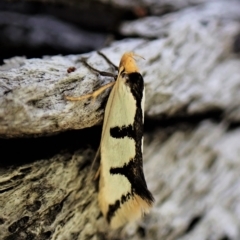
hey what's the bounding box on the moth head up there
[119,52,144,74]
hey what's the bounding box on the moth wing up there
[99,73,153,229]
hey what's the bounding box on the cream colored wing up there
[99,53,154,229]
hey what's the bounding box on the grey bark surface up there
[1,122,240,240]
[1,1,240,240]
[1,1,240,137]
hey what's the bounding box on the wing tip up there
[100,193,154,229]
[110,194,153,229]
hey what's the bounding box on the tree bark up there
[1,1,240,239]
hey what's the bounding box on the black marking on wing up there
[107,192,131,223]
[125,72,144,108]
[110,158,154,203]
[106,72,154,223]
[110,124,135,139]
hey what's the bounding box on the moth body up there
[99,52,154,229]
[65,52,154,229]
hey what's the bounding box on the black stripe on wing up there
[106,72,154,223]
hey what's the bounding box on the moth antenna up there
[97,51,118,71]
[81,58,116,78]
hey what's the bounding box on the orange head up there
[119,52,144,73]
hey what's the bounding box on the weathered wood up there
[1,1,240,240]
[0,148,100,239]
[142,121,240,240]
[1,1,240,137]
[1,122,240,239]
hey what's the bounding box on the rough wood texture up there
[142,121,240,240]
[1,1,240,137]
[1,1,240,240]
[0,149,101,240]
[1,122,240,240]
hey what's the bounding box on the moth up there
[66,52,154,229]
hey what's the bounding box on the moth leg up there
[86,147,101,184]
[94,166,101,180]
[92,147,101,180]
[90,146,100,171]
[97,51,118,72]
[65,81,115,102]
[65,55,117,102]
